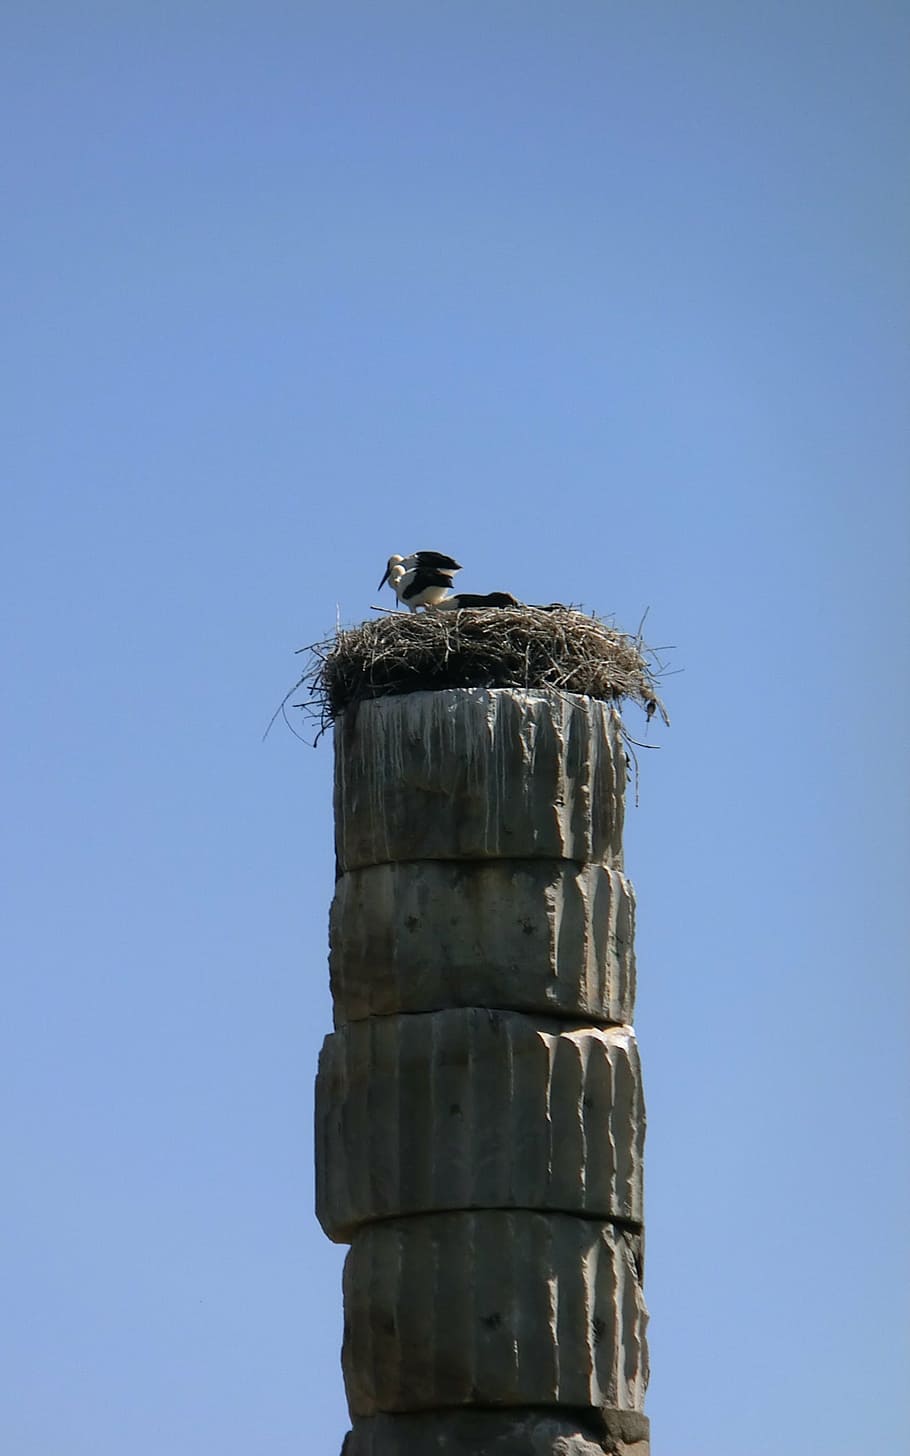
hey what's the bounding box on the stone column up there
[316,688,649,1456]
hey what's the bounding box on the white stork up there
[379,551,462,611]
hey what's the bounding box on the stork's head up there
[378,554,404,590]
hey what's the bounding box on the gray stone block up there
[334,690,626,872]
[342,1408,650,1455]
[342,1211,648,1417]
[329,860,636,1026]
[316,1010,644,1240]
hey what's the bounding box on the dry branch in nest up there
[279,605,669,747]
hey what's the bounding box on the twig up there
[262,675,306,741]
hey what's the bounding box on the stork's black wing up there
[401,566,458,602]
[411,550,462,572]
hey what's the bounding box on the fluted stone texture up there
[342,1211,648,1416]
[324,687,649,1453]
[329,860,637,1027]
[316,1009,644,1241]
[334,690,626,872]
[343,1409,651,1456]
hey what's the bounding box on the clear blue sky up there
[2,4,908,1452]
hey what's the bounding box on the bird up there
[433,591,520,610]
[381,561,455,610]
[379,551,462,611]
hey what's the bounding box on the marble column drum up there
[316,1010,644,1240]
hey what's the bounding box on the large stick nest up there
[284,606,669,744]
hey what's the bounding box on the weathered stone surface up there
[329,861,636,1026]
[342,1408,650,1455]
[316,1010,644,1241]
[342,1211,648,1417]
[334,690,626,872]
